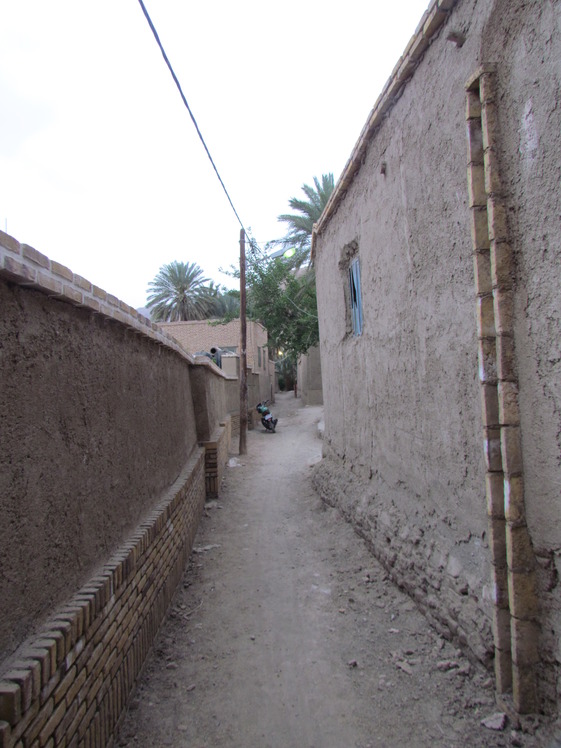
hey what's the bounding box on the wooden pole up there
[239,228,248,455]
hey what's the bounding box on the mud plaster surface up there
[313,0,561,712]
[0,281,197,661]
[117,393,556,748]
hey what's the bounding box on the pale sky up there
[1,0,429,309]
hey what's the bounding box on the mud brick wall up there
[224,378,239,418]
[203,424,230,499]
[189,364,234,497]
[189,361,230,443]
[298,346,323,406]
[0,448,205,748]
[229,413,241,441]
[247,372,261,412]
[312,0,561,715]
[0,248,199,660]
[160,318,268,374]
[222,371,260,439]
[0,230,229,746]
[161,319,274,405]
[312,457,493,665]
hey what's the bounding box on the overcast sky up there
[1,0,429,309]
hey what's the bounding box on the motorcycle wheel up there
[262,418,275,433]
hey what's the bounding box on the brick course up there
[0,233,233,746]
[201,422,230,498]
[0,231,193,362]
[0,449,206,748]
[466,70,538,713]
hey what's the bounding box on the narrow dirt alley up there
[117,392,546,748]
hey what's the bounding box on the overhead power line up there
[136,0,246,233]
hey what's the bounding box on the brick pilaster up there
[466,69,539,713]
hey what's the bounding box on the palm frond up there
[277,173,335,256]
[146,260,214,321]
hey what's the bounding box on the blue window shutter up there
[349,258,363,336]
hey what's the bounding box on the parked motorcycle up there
[256,401,278,433]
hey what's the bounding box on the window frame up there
[348,256,363,336]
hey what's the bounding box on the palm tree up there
[277,173,335,254]
[207,284,241,317]
[146,261,212,322]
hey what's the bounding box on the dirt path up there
[117,392,547,748]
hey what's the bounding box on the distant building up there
[160,318,273,403]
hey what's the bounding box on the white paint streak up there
[519,99,539,165]
[479,360,486,382]
[397,130,413,270]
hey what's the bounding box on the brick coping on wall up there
[0,229,230,379]
[0,447,206,748]
[0,230,235,746]
[311,0,458,256]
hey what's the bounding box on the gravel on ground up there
[117,392,554,748]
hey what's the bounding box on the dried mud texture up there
[0,280,197,661]
[117,393,555,748]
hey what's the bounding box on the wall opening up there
[340,240,362,338]
[349,257,363,336]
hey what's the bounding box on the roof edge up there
[311,0,458,259]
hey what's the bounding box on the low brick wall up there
[0,448,205,748]
[202,422,230,498]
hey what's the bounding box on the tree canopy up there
[147,173,334,359]
[207,282,241,318]
[276,173,335,256]
[146,262,239,322]
[220,173,334,360]
[146,261,213,322]
[242,173,334,359]
[240,241,319,361]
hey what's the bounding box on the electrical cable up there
[136,0,246,234]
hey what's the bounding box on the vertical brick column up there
[466,75,512,696]
[466,69,539,713]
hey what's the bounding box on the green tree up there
[207,283,241,317]
[244,240,319,361]
[276,353,296,392]
[146,261,213,322]
[276,173,335,255]
[220,173,333,358]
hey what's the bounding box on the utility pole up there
[239,228,248,455]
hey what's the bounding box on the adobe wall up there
[163,319,273,408]
[312,0,560,713]
[161,318,269,374]
[0,231,230,745]
[0,449,205,748]
[261,362,272,403]
[189,359,229,443]
[484,3,561,706]
[298,346,323,406]
[189,361,233,497]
